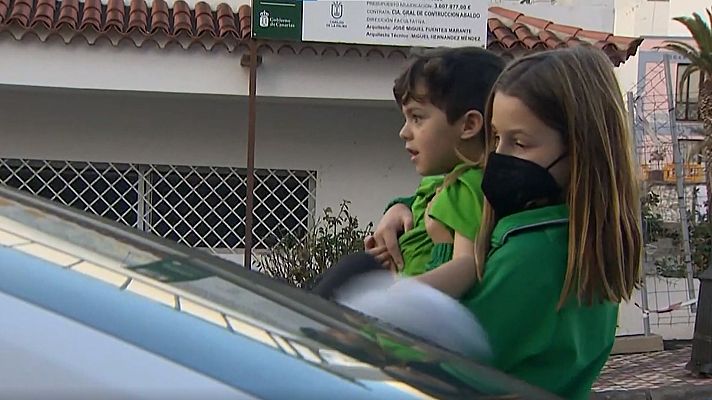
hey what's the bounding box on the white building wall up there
[668,0,708,36]
[615,0,671,37]
[613,0,700,96]
[257,51,405,101]
[0,85,420,233]
[0,39,250,95]
[0,39,407,101]
[612,0,703,37]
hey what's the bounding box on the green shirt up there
[451,205,618,400]
[398,165,484,277]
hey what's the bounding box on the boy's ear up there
[460,110,484,141]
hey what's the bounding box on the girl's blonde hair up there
[474,46,643,307]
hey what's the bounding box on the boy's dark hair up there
[393,47,505,124]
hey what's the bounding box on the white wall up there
[668,0,707,36]
[615,0,671,37]
[613,0,665,94]
[0,38,250,95]
[0,85,420,232]
[257,50,406,101]
[0,37,407,101]
[613,0,699,100]
[615,0,703,37]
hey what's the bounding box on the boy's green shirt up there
[389,164,484,277]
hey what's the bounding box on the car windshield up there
[0,186,559,400]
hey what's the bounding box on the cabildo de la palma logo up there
[330,1,343,19]
[259,10,269,28]
[327,1,347,28]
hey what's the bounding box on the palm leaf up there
[672,12,712,54]
[662,42,709,70]
[662,9,712,95]
[662,40,712,73]
[663,8,712,75]
[662,41,700,58]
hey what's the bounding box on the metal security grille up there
[0,158,316,252]
[0,159,140,227]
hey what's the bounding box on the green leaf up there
[255,199,374,288]
[663,9,712,70]
[673,13,712,54]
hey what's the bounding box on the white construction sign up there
[302,1,488,48]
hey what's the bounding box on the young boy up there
[366,47,504,277]
[312,47,504,298]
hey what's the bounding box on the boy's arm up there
[367,195,416,270]
[419,168,482,280]
[414,232,476,298]
[384,195,416,214]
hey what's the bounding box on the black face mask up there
[481,152,567,219]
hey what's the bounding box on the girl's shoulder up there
[488,205,570,273]
[492,204,568,247]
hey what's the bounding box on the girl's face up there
[490,92,570,188]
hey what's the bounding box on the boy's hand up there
[365,203,413,271]
[365,237,397,272]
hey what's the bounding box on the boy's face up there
[399,98,462,176]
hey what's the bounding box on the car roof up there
[0,185,561,400]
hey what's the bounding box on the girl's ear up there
[460,110,483,141]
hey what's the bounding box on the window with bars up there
[675,63,703,122]
[0,158,316,252]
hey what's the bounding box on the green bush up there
[642,190,668,242]
[690,221,712,275]
[255,200,373,289]
[643,188,712,277]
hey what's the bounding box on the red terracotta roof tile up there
[488,6,643,66]
[538,30,565,49]
[172,1,193,36]
[0,0,8,25]
[79,0,102,32]
[0,2,642,65]
[515,14,553,31]
[512,23,546,50]
[150,0,170,35]
[491,7,523,22]
[0,0,249,50]
[127,0,148,34]
[237,3,250,39]
[31,0,56,29]
[106,0,126,32]
[57,0,79,30]
[216,3,237,38]
[8,0,32,27]
[195,2,215,37]
[547,23,583,37]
